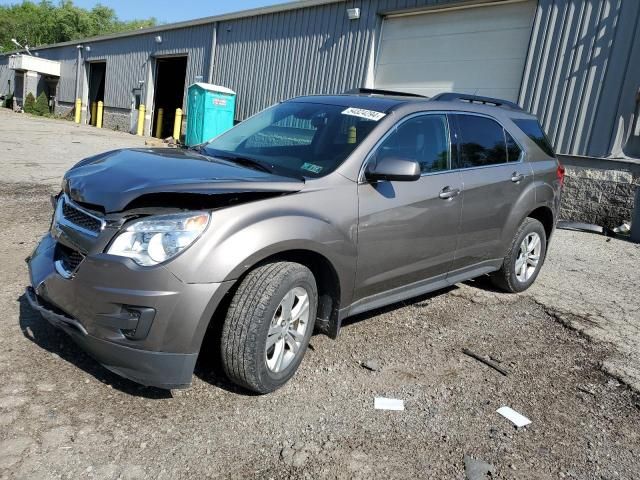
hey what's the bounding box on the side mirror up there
[365,156,421,182]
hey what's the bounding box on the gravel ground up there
[0,111,639,479]
[0,108,145,186]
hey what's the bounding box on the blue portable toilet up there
[186,83,236,146]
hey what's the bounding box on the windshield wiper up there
[213,153,273,174]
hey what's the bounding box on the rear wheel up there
[490,217,547,293]
[220,261,317,393]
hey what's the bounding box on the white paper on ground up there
[374,397,405,411]
[496,406,532,427]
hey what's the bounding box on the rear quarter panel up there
[498,113,561,247]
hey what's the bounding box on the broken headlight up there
[107,212,210,266]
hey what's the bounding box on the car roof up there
[285,91,536,119]
[285,94,416,113]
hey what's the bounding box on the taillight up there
[557,162,565,187]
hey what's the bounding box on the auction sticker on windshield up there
[341,107,386,122]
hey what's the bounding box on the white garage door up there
[373,1,537,102]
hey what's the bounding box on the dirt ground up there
[0,111,639,479]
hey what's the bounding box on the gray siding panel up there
[0,57,12,97]
[27,24,213,109]
[521,0,640,157]
[81,23,212,109]
[211,0,459,120]
[41,46,79,103]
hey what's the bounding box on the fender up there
[166,180,359,306]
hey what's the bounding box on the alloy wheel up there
[515,232,541,282]
[265,287,310,373]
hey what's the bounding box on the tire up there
[490,217,547,293]
[220,261,318,393]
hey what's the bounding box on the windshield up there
[203,102,382,178]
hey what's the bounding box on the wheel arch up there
[527,205,555,241]
[256,249,342,338]
[202,246,344,350]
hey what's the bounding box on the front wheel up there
[490,217,547,293]
[220,261,317,393]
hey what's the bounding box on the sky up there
[0,0,292,23]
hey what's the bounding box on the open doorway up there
[88,61,106,126]
[152,56,187,138]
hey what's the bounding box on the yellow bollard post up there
[96,101,103,129]
[173,108,183,141]
[90,102,97,126]
[74,98,82,124]
[155,108,164,138]
[136,104,145,136]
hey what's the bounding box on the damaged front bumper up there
[26,233,232,389]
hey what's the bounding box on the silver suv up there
[26,90,563,393]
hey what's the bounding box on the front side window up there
[204,102,380,178]
[454,115,509,168]
[372,114,450,174]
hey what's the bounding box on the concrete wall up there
[54,101,74,119]
[561,166,640,229]
[102,106,132,132]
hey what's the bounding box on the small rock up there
[291,451,309,468]
[362,359,381,372]
[464,455,496,480]
[0,396,28,410]
[280,446,295,465]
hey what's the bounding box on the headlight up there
[107,212,210,266]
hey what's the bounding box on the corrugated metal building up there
[1,0,639,162]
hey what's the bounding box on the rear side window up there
[454,115,507,168]
[512,119,555,157]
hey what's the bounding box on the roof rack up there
[345,88,427,98]
[431,92,523,111]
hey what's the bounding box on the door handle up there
[439,186,461,199]
[511,172,525,183]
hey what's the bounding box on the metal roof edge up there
[0,0,345,57]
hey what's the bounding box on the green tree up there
[23,92,35,113]
[0,1,157,53]
[34,91,50,115]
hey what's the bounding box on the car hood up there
[63,148,304,212]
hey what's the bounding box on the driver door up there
[354,113,463,306]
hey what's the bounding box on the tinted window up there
[204,102,379,178]
[505,130,522,162]
[512,119,555,157]
[455,115,507,168]
[374,114,450,174]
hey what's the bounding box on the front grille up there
[62,199,102,234]
[55,243,85,274]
